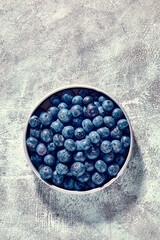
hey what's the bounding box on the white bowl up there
[24,85,133,194]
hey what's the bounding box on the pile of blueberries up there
[26,88,130,191]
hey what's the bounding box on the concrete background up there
[0,0,160,239]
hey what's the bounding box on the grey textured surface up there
[0,0,160,240]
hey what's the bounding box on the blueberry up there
[71,105,83,117]
[92,172,105,185]
[75,180,85,190]
[30,154,42,164]
[38,164,45,171]
[77,172,90,182]
[90,91,99,100]
[66,171,73,177]
[87,180,96,189]
[47,142,56,152]
[72,116,83,127]
[53,134,64,147]
[47,106,59,118]
[108,163,120,176]
[63,177,74,190]
[49,94,61,106]
[111,140,122,153]
[92,115,104,128]
[58,109,72,123]
[85,103,99,118]
[100,140,112,153]
[112,108,123,120]
[56,163,68,175]
[74,151,86,162]
[50,119,64,133]
[89,131,100,144]
[115,154,125,166]
[121,136,130,147]
[98,106,105,117]
[85,144,100,160]
[64,139,76,152]
[70,162,85,177]
[97,127,110,139]
[41,129,53,143]
[36,143,47,156]
[81,137,91,150]
[57,149,72,163]
[102,100,114,111]
[62,126,74,139]
[76,140,84,151]
[110,126,123,139]
[117,119,128,129]
[95,160,107,173]
[78,88,89,97]
[29,115,40,128]
[58,102,68,110]
[104,116,115,128]
[102,152,115,163]
[44,154,55,166]
[85,160,95,172]
[98,96,106,104]
[83,96,93,105]
[30,128,41,139]
[119,147,128,154]
[82,119,94,132]
[39,166,53,179]
[74,127,86,140]
[52,171,64,185]
[94,101,100,108]
[72,95,83,105]
[39,112,53,126]
[26,137,38,152]
[61,89,75,104]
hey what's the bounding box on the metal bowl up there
[24,85,133,194]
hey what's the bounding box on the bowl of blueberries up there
[24,86,133,194]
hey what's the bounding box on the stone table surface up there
[0,0,160,240]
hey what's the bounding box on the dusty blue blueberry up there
[87,180,96,189]
[74,127,86,140]
[112,108,123,120]
[102,100,114,111]
[100,140,112,153]
[98,106,105,117]
[83,96,93,105]
[121,136,130,147]
[38,164,45,171]
[26,137,38,152]
[58,109,72,123]
[52,171,64,186]
[98,96,106,104]
[56,163,68,175]
[30,154,42,164]
[72,95,83,105]
[115,154,125,166]
[111,140,122,153]
[62,126,74,139]
[95,160,107,173]
[36,143,47,156]
[90,91,99,100]
[44,154,55,166]
[108,163,120,176]
[84,103,99,118]
[76,140,84,151]
[72,116,83,127]
[75,180,85,190]
[47,142,56,152]
[81,137,91,150]
[29,115,40,128]
[47,106,59,118]
[89,131,100,144]
[70,162,85,177]
[85,160,95,172]
[92,172,105,185]
[85,144,100,160]
[39,112,53,126]
[97,127,110,139]
[63,177,74,190]
[50,119,64,133]
[102,152,115,163]
[49,94,61,106]
[94,101,100,108]
[61,89,75,104]
[53,134,64,147]
[58,102,68,110]
[92,115,104,128]
[78,88,89,97]
[64,139,76,152]
[77,172,90,183]
[30,128,41,139]
[82,119,94,132]
[57,149,72,163]
[74,151,86,162]
[117,119,128,129]
[71,105,83,117]
[41,129,53,143]
[110,126,123,139]
[104,116,115,128]
[39,166,53,179]
[119,147,128,154]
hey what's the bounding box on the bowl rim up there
[23,84,133,194]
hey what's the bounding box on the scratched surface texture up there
[0,0,160,239]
